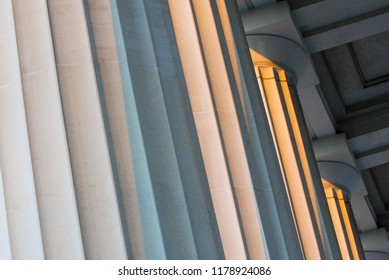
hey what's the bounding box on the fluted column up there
[279,68,341,260]
[0,0,44,259]
[336,190,361,259]
[191,0,267,260]
[215,0,302,259]
[107,0,219,259]
[323,181,351,259]
[0,168,12,260]
[12,0,84,259]
[168,0,247,259]
[323,179,362,260]
[256,65,324,259]
[46,0,127,259]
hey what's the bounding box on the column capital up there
[248,34,307,86]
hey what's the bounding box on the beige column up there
[168,0,246,259]
[192,0,267,260]
[256,64,323,259]
[0,168,12,259]
[0,0,44,259]
[47,0,127,259]
[12,0,84,259]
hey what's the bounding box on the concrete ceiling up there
[238,0,389,234]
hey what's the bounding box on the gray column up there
[110,0,204,259]
[142,0,224,259]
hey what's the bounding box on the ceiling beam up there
[355,148,389,170]
[348,127,389,155]
[303,9,389,53]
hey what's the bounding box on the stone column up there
[0,0,44,259]
[335,189,361,259]
[323,181,352,259]
[46,0,127,259]
[12,0,84,259]
[105,0,220,260]
[256,64,324,259]
[168,0,247,260]
[216,0,302,259]
[0,168,12,259]
[340,191,365,259]
[191,0,267,260]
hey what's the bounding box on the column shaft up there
[324,186,351,259]
[0,0,44,259]
[47,0,127,259]
[216,0,302,259]
[110,0,201,259]
[168,0,246,259]
[336,190,360,260]
[283,76,341,259]
[0,168,12,259]
[192,0,267,260]
[12,0,84,259]
[257,66,322,259]
[142,0,224,259]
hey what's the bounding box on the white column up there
[0,168,12,259]
[47,0,127,259]
[0,0,44,259]
[168,0,246,260]
[12,0,84,259]
[192,0,267,260]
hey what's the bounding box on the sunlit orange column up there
[168,0,246,259]
[335,190,360,259]
[254,62,324,259]
[278,70,341,259]
[322,179,360,259]
[214,0,304,259]
[323,181,351,259]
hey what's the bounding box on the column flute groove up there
[47,0,127,259]
[0,0,44,259]
[13,0,84,259]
